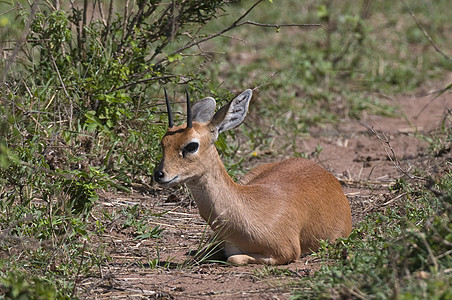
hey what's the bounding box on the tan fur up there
[155,122,352,265]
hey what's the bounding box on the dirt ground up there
[81,81,451,299]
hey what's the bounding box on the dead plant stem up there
[361,122,427,181]
[400,0,452,63]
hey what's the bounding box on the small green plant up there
[0,271,66,300]
[134,225,164,240]
[121,204,165,240]
[181,222,227,269]
[143,256,177,270]
[422,109,451,157]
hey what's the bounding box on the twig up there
[415,82,452,119]
[112,75,176,91]
[82,0,88,56]
[437,249,452,260]
[217,33,247,45]
[98,0,107,27]
[154,0,263,65]
[71,240,88,298]
[154,0,321,66]
[48,49,73,128]
[382,192,407,206]
[252,72,278,91]
[170,0,176,42]
[418,231,439,272]
[416,86,452,97]
[337,177,396,188]
[103,0,114,41]
[89,1,97,25]
[343,286,368,300]
[235,20,321,29]
[360,121,427,181]
[1,2,37,85]
[117,1,157,58]
[122,0,130,42]
[400,0,452,63]
[0,4,18,17]
[12,99,49,138]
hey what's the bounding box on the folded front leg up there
[224,242,281,265]
[227,253,278,265]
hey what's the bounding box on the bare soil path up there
[82,83,451,299]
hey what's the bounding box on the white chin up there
[159,176,180,187]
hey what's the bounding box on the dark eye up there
[182,142,199,157]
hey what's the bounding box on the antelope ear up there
[192,97,217,123]
[210,89,252,134]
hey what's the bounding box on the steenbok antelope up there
[153,89,352,265]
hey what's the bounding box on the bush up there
[294,170,452,299]
[0,0,230,297]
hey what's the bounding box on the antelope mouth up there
[158,176,180,187]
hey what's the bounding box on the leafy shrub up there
[294,170,452,299]
[0,0,231,297]
[0,271,66,300]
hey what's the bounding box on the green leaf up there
[167,53,183,62]
[317,5,329,21]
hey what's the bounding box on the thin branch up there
[418,231,439,272]
[12,101,49,138]
[236,20,321,29]
[154,0,263,65]
[1,2,37,85]
[360,121,427,181]
[415,82,452,119]
[170,0,176,42]
[436,249,452,260]
[116,1,158,60]
[252,72,278,91]
[102,0,114,42]
[217,33,248,45]
[154,0,321,66]
[122,0,130,42]
[98,0,107,27]
[71,240,88,298]
[382,192,407,206]
[234,0,265,25]
[89,0,97,25]
[48,49,73,128]
[82,0,88,56]
[401,0,452,63]
[112,75,176,91]
[0,4,19,17]
[118,1,322,90]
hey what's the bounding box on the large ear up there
[210,89,252,134]
[192,97,216,123]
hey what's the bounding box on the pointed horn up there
[164,88,174,128]
[186,89,192,128]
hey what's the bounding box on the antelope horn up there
[186,89,192,128]
[164,88,174,128]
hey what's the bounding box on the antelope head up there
[153,89,253,187]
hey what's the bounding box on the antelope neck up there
[185,147,244,226]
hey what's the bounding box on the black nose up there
[153,170,165,183]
